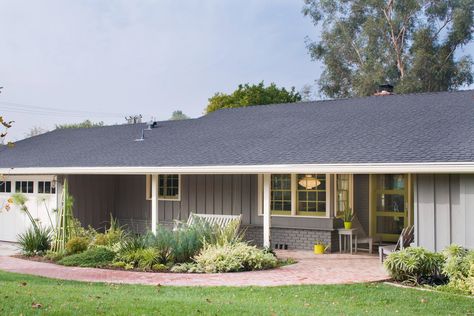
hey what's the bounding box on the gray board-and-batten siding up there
[414,174,474,251]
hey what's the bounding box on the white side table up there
[338,228,358,254]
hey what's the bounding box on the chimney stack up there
[374,84,394,96]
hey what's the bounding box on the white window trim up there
[157,174,181,201]
[259,173,331,218]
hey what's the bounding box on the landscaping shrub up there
[194,242,278,273]
[91,216,126,248]
[440,244,474,295]
[58,247,116,267]
[65,236,89,255]
[171,262,201,273]
[17,226,51,256]
[384,247,444,284]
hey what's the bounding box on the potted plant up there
[338,203,354,229]
[313,240,329,255]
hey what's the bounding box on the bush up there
[384,247,444,284]
[194,242,278,273]
[65,236,89,255]
[440,244,474,295]
[58,247,116,267]
[17,226,51,256]
[170,262,201,273]
[152,263,168,272]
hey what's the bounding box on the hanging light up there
[298,175,320,189]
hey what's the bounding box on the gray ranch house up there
[0,90,473,252]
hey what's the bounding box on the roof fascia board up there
[2,163,474,175]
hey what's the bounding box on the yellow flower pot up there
[344,221,352,229]
[314,244,329,255]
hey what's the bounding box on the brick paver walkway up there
[0,250,389,286]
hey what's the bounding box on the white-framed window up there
[158,174,180,201]
[334,174,353,216]
[38,181,55,194]
[0,181,11,193]
[267,173,330,217]
[15,181,34,194]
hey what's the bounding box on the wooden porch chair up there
[173,212,242,231]
[378,225,414,262]
[351,214,379,254]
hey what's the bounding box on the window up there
[335,174,352,216]
[15,181,34,193]
[38,181,55,194]
[0,181,11,193]
[158,175,180,200]
[271,174,292,215]
[296,174,326,216]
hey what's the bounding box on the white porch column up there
[263,173,271,248]
[151,174,158,235]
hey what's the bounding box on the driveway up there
[0,242,19,256]
[0,250,389,286]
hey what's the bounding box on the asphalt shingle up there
[0,90,473,168]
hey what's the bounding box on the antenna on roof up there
[135,128,145,142]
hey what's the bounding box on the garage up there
[0,175,57,242]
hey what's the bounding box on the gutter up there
[2,162,474,175]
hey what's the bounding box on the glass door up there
[371,174,408,242]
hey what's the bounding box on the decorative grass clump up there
[17,226,51,256]
[58,247,116,268]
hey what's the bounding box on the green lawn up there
[0,271,472,315]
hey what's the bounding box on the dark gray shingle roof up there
[1,90,473,168]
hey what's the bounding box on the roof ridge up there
[208,89,474,114]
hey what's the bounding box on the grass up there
[0,271,472,315]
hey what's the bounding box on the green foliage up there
[51,179,76,253]
[384,247,444,284]
[169,110,190,120]
[55,120,104,129]
[65,236,89,255]
[194,242,278,273]
[17,226,51,256]
[338,203,353,222]
[44,250,66,262]
[151,263,168,272]
[0,115,14,142]
[205,81,301,113]
[58,247,116,268]
[91,215,126,248]
[440,244,474,295]
[303,0,474,97]
[170,262,201,273]
[2,271,474,315]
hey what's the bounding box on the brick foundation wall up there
[244,226,340,252]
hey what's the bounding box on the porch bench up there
[173,212,242,230]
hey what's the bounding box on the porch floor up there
[0,249,389,286]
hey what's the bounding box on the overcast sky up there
[1,1,473,141]
[0,0,323,140]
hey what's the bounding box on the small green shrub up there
[194,242,278,273]
[65,236,89,255]
[17,226,51,256]
[440,244,474,295]
[384,247,444,284]
[111,261,126,269]
[58,247,116,267]
[170,262,201,273]
[44,250,66,262]
[152,263,168,272]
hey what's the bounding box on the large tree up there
[303,0,474,98]
[205,81,301,113]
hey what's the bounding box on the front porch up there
[64,173,413,253]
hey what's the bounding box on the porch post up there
[263,173,271,248]
[151,174,158,235]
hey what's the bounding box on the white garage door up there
[0,177,57,242]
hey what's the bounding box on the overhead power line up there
[0,100,128,118]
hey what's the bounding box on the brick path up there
[0,250,389,286]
